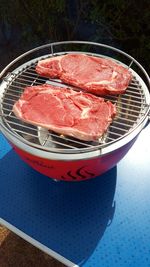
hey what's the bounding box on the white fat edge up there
[38,88,75,98]
[13,100,26,118]
[86,80,111,85]
[18,99,26,106]
[38,55,63,64]
[81,107,90,118]
[86,70,118,86]
[112,70,118,79]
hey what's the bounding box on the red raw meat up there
[13,84,116,141]
[35,53,132,95]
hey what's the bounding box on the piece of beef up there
[35,53,132,95]
[13,84,116,141]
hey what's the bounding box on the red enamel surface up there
[11,138,135,181]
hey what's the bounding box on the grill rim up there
[0,41,150,158]
[0,115,148,160]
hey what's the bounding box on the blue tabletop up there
[0,123,150,267]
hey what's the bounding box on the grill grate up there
[0,56,148,153]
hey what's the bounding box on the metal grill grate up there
[0,55,148,153]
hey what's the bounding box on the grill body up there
[0,41,150,181]
[11,138,136,181]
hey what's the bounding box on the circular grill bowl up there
[0,41,150,181]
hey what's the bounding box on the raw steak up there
[13,84,116,141]
[35,53,132,95]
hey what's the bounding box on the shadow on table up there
[0,150,117,265]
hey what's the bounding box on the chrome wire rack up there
[0,41,150,153]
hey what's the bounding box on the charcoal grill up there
[0,41,150,181]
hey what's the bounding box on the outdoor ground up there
[0,225,66,267]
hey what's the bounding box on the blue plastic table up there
[0,124,150,267]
